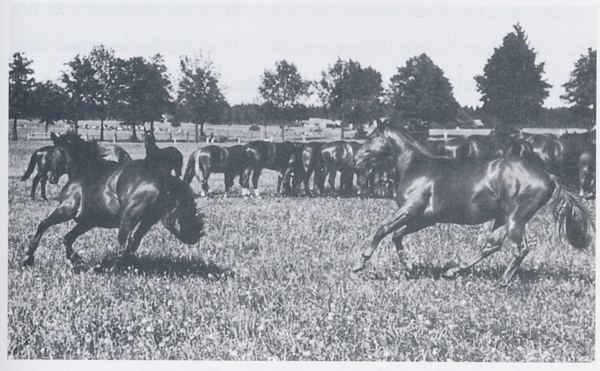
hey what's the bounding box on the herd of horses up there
[18,124,595,285]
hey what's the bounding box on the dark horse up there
[21,145,70,200]
[321,141,362,195]
[352,124,593,285]
[50,131,132,164]
[22,133,132,200]
[183,144,249,197]
[296,141,326,196]
[241,140,301,197]
[144,130,184,177]
[23,131,203,269]
[429,131,533,160]
[519,130,596,198]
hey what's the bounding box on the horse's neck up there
[388,130,434,175]
[145,139,159,154]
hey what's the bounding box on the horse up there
[296,141,326,197]
[50,132,132,165]
[143,130,184,177]
[558,130,596,198]
[430,132,533,160]
[519,130,596,198]
[183,145,249,197]
[22,131,204,270]
[352,123,593,286]
[241,140,301,197]
[321,141,362,196]
[20,145,70,200]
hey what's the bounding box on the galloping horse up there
[23,131,203,269]
[321,141,361,196]
[241,140,301,197]
[183,145,249,197]
[144,130,184,177]
[352,124,593,285]
[21,145,70,200]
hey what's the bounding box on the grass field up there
[6,138,596,362]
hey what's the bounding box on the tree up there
[388,53,459,127]
[319,58,383,138]
[87,45,118,141]
[61,55,100,134]
[33,80,67,132]
[9,52,35,141]
[475,23,551,133]
[176,54,228,142]
[259,60,311,139]
[561,48,596,128]
[113,55,173,140]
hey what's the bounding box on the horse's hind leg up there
[442,220,507,279]
[200,170,210,197]
[30,173,44,200]
[63,223,94,268]
[40,176,48,201]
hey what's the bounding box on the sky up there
[5,1,598,109]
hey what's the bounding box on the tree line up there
[9,24,596,142]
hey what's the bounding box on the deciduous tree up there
[388,53,459,127]
[113,55,172,140]
[9,52,36,140]
[319,58,383,138]
[33,80,67,133]
[176,54,228,142]
[259,60,310,139]
[61,55,100,134]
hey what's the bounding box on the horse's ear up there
[376,118,384,130]
[51,132,58,142]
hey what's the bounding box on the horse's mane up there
[55,132,110,173]
[383,125,437,158]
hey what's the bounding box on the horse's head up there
[162,180,204,244]
[144,130,156,149]
[47,148,70,184]
[353,126,393,169]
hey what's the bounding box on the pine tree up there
[561,48,596,128]
[475,24,551,133]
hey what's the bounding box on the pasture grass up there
[7,140,596,361]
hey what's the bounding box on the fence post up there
[113,133,117,143]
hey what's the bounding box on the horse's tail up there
[550,175,595,253]
[183,152,196,183]
[21,152,38,181]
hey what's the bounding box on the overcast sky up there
[6,1,598,108]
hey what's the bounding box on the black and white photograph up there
[2,0,597,368]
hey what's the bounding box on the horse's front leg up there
[353,208,410,272]
[23,205,77,266]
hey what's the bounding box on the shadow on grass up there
[365,262,593,284]
[92,254,231,280]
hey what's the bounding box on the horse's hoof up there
[442,262,460,279]
[352,261,365,273]
[22,255,35,266]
